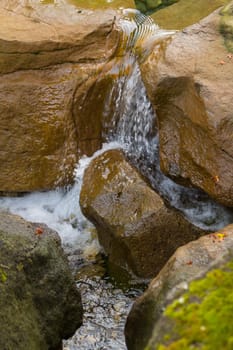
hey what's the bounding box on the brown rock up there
[0,1,120,192]
[140,9,233,207]
[125,224,233,350]
[80,149,205,278]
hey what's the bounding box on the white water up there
[0,142,121,251]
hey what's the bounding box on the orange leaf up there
[35,227,44,235]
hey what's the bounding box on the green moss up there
[154,261,233,350]
[220,2,233,52]
[68,0,135,10]
[0,268,7,283]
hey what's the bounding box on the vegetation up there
[147,260,233,350]
[220,2,233,52]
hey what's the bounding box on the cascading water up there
[0,9,233,350]
[105,62,233,231]
[102,10,233,231]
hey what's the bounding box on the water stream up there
[1,9,233,350]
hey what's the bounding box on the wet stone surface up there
[63,276,143,350]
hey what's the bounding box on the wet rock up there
[0,0,119,192]
[125,224,233,350]
[144,237,233,349]
[0,210,83,350]
[80,149,204,278]
[141,9,233,207]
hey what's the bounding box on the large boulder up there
[80,149,204,278]
[140,9,233,207]
[0,210,83,350]
[125,224,233,350]
[0,0,120,193]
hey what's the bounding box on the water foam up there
[0,142,121,248]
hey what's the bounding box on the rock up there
[140,9,233,207]
[80,149,204,278]
[220,1,233,52]
[0,210,83,350]
[0,0,120,193]
[144,237,233,349]
[125,224,233,350]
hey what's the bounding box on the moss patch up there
[154,260,233,350]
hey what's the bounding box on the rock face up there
[0,210,83,350]
[0,0,120,193]
[125,224,233,350]
[80,149,204,278]
[141,9,233,207]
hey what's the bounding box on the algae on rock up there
[151,0,230,30]
[220,1,233,52]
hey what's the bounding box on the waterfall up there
[103,61,233,230]
[0,10,233,350]
[102,10,233,231]
[0,8,232,247]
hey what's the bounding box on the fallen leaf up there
[213,175,219,183]
[216,233,226,241]
[35,227,44,235]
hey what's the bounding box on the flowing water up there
[1,9,233,350]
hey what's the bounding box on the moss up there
[220,2,233,52]
[153,260,233,350]
[151,0,230,30]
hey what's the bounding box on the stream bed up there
[63,276,142,350]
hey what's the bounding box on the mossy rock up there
[146,255,233,349]
[0,211,83,350]
[135,0,178,15]
[220,1,233,52]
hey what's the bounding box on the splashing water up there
[104,61,233,231]
[100,10,233,231]
[0,142,121,249]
